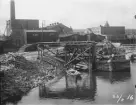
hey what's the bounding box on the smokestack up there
[10,0,15,20]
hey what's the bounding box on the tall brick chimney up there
[10,0,15,20]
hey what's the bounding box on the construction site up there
[0,0,136,105]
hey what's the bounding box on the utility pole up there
[134,15,136,44]
[43,20,46,27]
[41,20,43,42]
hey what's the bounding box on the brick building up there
[8,0,39,48]
[91,22,126,43]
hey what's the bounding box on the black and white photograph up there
[0,0,136,105]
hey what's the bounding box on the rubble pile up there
[0,52,59,104]
[96,41,126,60]
[0,52,36,71]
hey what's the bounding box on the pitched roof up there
[46,23,73,34]
[104,21,110,27]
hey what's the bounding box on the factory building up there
[5,0,59,51]
[10,19,39,30]
[24,30,59,44]
[8,0,39,48]
[10,19,39,47]
[91,22,126,43]
[10,0,39,30]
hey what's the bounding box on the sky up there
[0,0,136,34]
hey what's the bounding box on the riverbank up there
[0,52,61,105]
[4,70,135,105]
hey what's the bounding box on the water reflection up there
[38,70,135,104]
[4,61,136,105]
[130,60,136,104]
[39,73,97,101]
[2,95,22,105]
[95,71,131,84]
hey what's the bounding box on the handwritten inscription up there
[112,94,134,103]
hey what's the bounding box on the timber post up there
[37,44,40,59]
[92,43,96,71]
[88,46,91,75]
[65,50,68,89]
[89,45,92,88]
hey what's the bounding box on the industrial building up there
[4,0,59,50]
[91,22,126,43]
[24,30,59,44]
[1,0,133,54]
[8,0,40,47]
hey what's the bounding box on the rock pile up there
[0,52,36,71]
[0,52,59,104]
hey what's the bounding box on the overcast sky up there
[0,0,136,33]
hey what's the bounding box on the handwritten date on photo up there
[112,94,134,103]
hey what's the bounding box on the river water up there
[6,61,136,105]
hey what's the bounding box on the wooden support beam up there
[65,50,68,89]
[68,48,77,63]
[88,46,92,88]
[89,46,91,73]
[64,47,91,67]
[46,47,56,55]
[92,44,96,71]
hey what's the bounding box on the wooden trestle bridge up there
[37,41,97,88]
[37,41,101,87]
[37,41,97,70]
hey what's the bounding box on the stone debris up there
[0,52,60,104]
